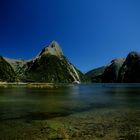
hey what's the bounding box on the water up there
[0,84,139,139]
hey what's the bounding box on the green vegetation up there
[24,55,87,83]
[0,41,88,83]
[0,56,17,82]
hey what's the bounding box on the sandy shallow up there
[0,108,139,140]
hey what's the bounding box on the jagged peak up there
[39,41,63,58]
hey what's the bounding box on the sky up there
[0,0,140,72]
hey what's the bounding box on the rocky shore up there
[0,108,139,140]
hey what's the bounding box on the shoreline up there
[0,82,75,88]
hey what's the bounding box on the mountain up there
[23,41,87,83]
[87,51,140,83]
[85,66,106,82]
[4,57,29,78]
[0,56,16,82]
[86,58,125,83]
[1,41,87,83]
[2,41,140,83]
[118,51,140,82]
[102,58,125,83]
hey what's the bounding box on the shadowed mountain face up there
[0,56,16,82]
[118,52,140,83]
[87,51,140,83]
[0,41,87,83]
[102,58,125,83]
[85,66,106,83]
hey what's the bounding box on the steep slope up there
[87,51,140,83]
[4,57,29,77]
[118,51,140,82]
[87,58,125,83]
[23,41,87,83]
[0,56,17,82]
[102,58,125,83]
[85,66,106,82]
[38,41,63,58]
[102,52,140,83]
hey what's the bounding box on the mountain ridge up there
[86,51,140,83]
[1,41,140,83]
[0,41,88,83]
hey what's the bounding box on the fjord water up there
[0,84,139,139]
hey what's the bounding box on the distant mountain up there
[1,41,87,83]
[87,51,140,83]
[85,66,106,82]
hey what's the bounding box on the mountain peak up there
[39,41,63,57]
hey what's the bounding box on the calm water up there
[0,84,139,121]
[0,84,139,139]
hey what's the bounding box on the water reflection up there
[0,84,139,121]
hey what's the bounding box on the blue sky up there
[0,0,140,72]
